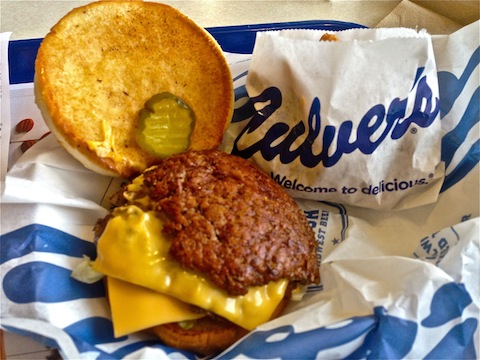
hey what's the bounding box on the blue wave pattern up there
[2,325,62,351]
[220,282,476,359]
[4,262,104,302]
[0,224,96,265]
[439,47,480,192]
[1,224,105,302]
[219,307,417,359]
[0,224,193,359]
[421,282,472,327]
[1,224,477,359]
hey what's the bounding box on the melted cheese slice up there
[107,276,205,337]
[85,120,119,160]
[93,205,288,330]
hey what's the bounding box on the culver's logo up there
[232,67,439,167]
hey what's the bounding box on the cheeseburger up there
[34,1,319,355]
[93,149,320,355]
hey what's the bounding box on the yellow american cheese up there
[85,120,123,164]
[107,276,205,337]
[93,205,288,330]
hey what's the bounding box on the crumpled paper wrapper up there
[1,13,479,360]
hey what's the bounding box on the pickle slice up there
[136,92,195,158]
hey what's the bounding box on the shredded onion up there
[71,255,104,284]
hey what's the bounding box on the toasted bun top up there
[35,1,233,178]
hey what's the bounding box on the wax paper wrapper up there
[228,27,445,210]
[2,21,480,359]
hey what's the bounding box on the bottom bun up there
[151,297,290,355]
[152,316,248,356]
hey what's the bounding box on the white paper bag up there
[232,28,444,210]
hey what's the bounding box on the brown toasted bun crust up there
[141,150,320,296]
[152,297,290,355]
[35,1,233,178]
[152,316,248,356]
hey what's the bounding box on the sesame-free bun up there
[35,1,234,178]
[152,316,248,356]
[151,297,289,355]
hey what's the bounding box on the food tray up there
[8,20,365,84]
[4,18,479,360]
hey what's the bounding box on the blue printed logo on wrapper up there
[413,227,460,265]
[233,67,438,169]
[230,46,479,197]
[438,47,480,192]
[229,30,445,210]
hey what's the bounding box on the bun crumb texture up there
[35,1,233,178]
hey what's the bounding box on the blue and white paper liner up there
[1,21,479,359]
[1,219,478,359]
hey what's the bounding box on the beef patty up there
[140,150,319,296]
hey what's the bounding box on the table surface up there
[2,1,478,41]
[2,1,395,40]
